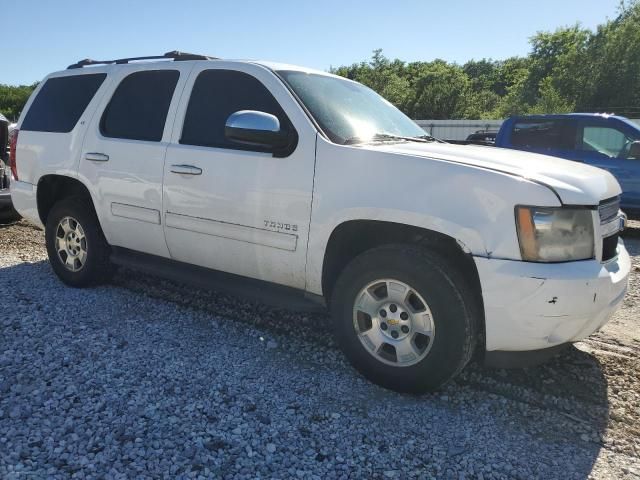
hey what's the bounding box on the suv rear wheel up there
[45,197,114,287]
[330,245,476,393]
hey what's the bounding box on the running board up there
[110,247,326,312]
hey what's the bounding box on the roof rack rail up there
[67,50,216,69]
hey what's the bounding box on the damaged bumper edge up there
[474,241,631,352]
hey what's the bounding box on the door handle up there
[170,164,202,175]
[85,152,109,162]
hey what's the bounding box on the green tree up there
[526,26,592,107]
[407,60,472,119]
[528,77,575,114]
[331,49,411,109]
[491,68,531,117]
[586,0,640,116]
[0,84,37,121]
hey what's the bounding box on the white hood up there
[365,142,621,206]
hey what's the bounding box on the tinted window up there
[510,120,576,150]
[101,70,179,142]
[181,70,290,150]
[21,74,106,133]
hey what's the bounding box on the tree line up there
[0,84,36,122]
[332,0,640,119]
[1,1,639,121]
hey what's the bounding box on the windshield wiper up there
[343,132,436,145]
[415,134,444,143]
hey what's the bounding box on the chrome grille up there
[598,196,621,261]
[598,197,620,224]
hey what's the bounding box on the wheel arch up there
[36,174,96,225]
[320,219,485,351]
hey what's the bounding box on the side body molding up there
[165,212,298,252]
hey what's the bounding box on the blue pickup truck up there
[494,114,640,219]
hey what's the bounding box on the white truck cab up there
[10,52,630,392]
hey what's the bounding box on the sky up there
[4,0,623,86]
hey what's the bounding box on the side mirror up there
[225,110,289,150]
[629,140,640,159]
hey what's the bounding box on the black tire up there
[45,196,114,287]
[330,244,477,393]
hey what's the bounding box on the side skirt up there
[110,247,326,312]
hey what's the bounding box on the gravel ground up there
[0,219,639,479]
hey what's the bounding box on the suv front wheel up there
[330,245,477,393]
[45,197,114,287]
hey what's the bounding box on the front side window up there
[22,74,106,133]
[100,70,179,142]
[510,120,576,150]
[276,70,426,145]
[181,69,291,152]
[580,125,640,159]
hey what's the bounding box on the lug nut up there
[379,309,387,318]
[401,325,409,334]
[391,330,399,339]
[389,304,397,313]
[380,322,388,330]
[400,312,409,320]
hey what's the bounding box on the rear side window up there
[180,69,290,151]
[101,70,179,142]
[510,120,577,150]
[21,74,106,133]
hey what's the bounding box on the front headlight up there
[515,206,595,262]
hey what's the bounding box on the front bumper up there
[475,241,630,352]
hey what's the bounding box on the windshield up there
[277,70,427,145]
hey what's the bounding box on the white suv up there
[11,51,630,392]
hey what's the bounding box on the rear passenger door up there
[79,64,192,257]
[162,64,316,289]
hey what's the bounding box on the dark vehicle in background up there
[447,130,497,146]
[466,131,497,146]
[0,113,20,222]
[495,114,640,219]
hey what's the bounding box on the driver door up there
[162,64,316,289]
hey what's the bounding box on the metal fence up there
[416,118,640,141]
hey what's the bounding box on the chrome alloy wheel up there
[353,279,435,367]
[55,216,88,272]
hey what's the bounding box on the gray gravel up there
[1,220,639,479]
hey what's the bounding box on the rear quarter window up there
[21,74,107,133]
[510,120,576,150]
